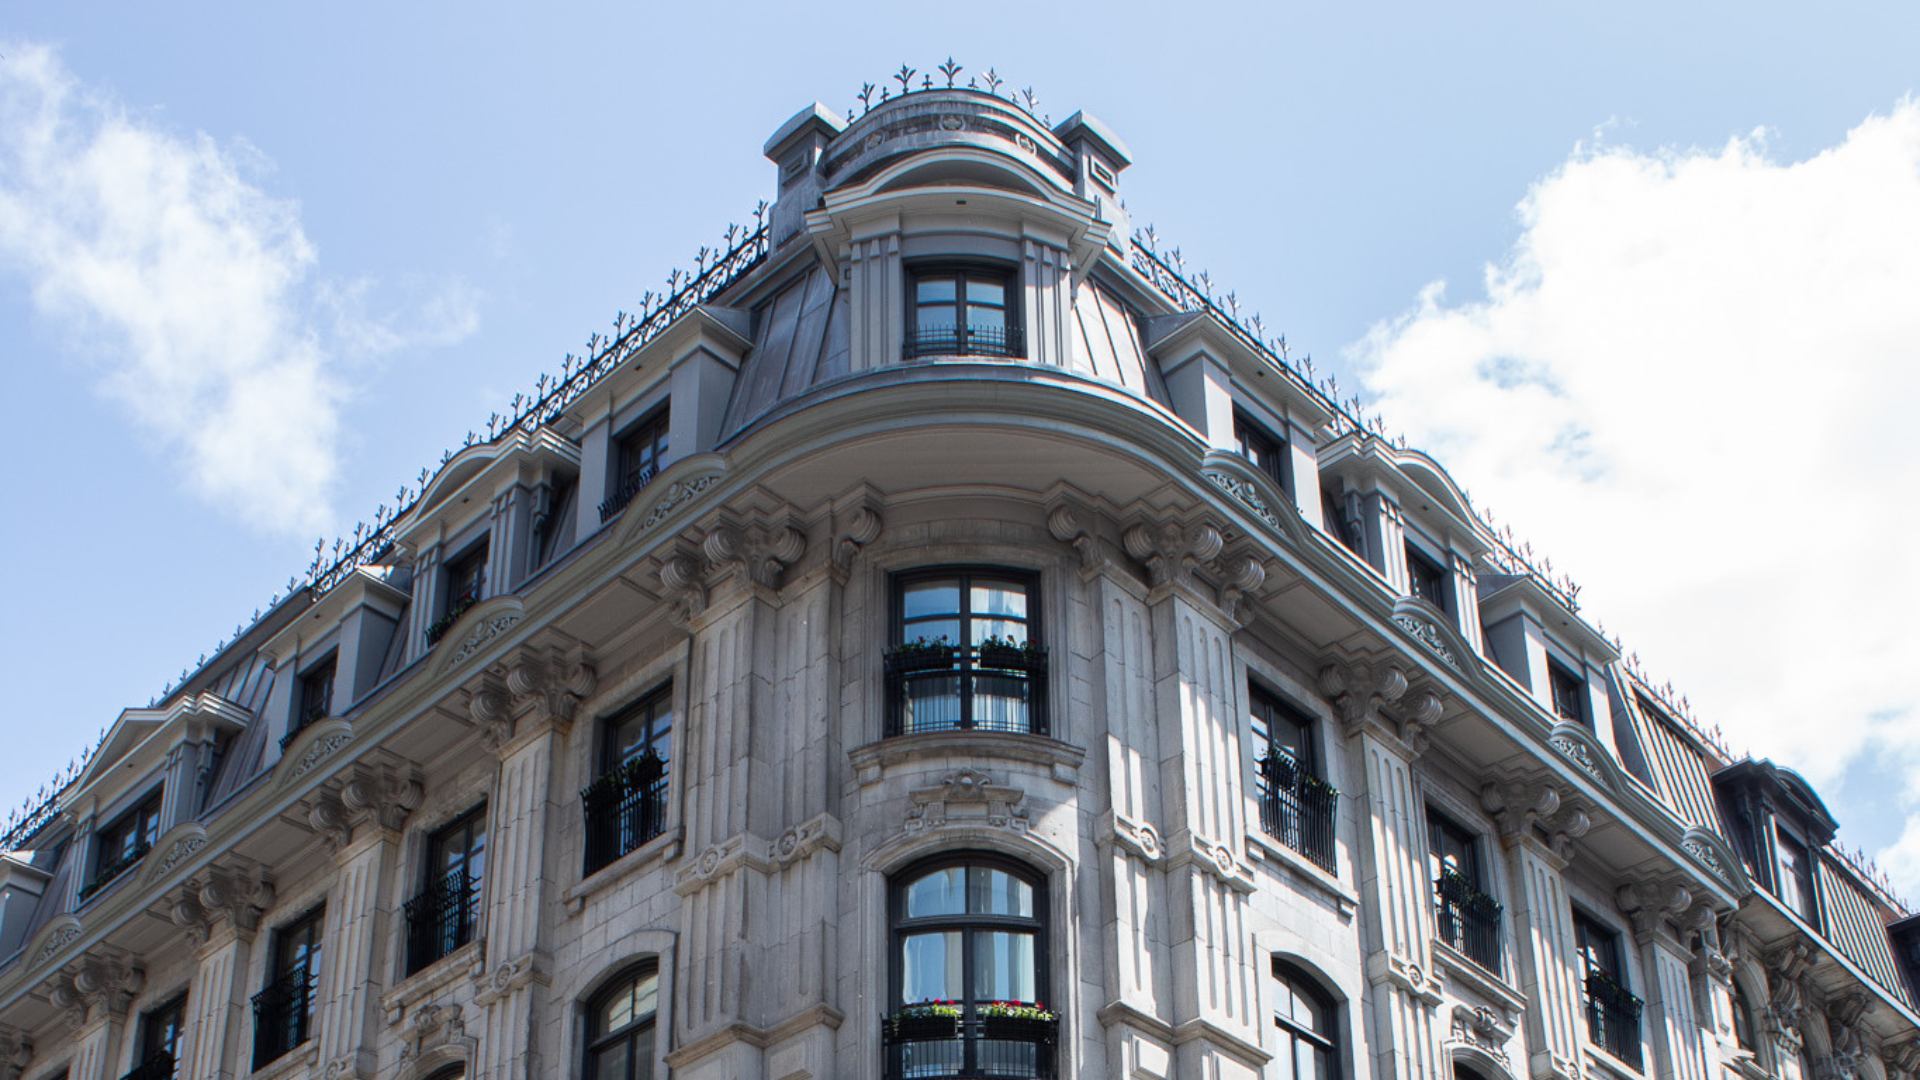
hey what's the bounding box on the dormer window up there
[297,653,336,729]
[601,407,670,523]
[81,789,163,902]
[907,268,1019,359]
[1548,658,1587,726]
[1774,825,1819,926]
[1234,410,1291,496]
[1406,543,1450,615]
[445,541,488,613]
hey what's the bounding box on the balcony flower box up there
[976,638,1046,674]
[888,1001,962,1042]
[978,1001,1056,1045]
[884,640,958,676]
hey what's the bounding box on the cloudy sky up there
[2,3,1917,891]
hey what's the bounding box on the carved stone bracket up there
[48,953,143,1031]
[1683,902,1731,979]
[397,1001,474,1070]
[905,768,1031,836]
[1883,1037,1920,1080]
[1765,940,1817,1047]
[1046,503,1110,576]
[171,862,276,947]
[470,951,551,1007]
[1319,661,1446,752]
[303,758,425,853]
[658,548,708,627]
[1824,992,1876,1080]
[703,522,808,590]
[770,812,843,867]
[1213,551,1267,625]
[0,1026,28,1080]
[835,505,883,570]
[1098,809,1164,864]
[1366,950,1445,1007]
[1615,880,1693,946]
[471,646,599,750]
[1447,1003,1516,1052]
[1122,520,1222,590]
[1480,779,1589,860]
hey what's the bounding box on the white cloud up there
[0,43,477,535]
[1349,101,1920,892]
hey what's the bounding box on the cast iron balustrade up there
[1584,967,1644,1069]
[404,865,480,975]
[883,1014,1057,1079]
[582,752,669,875]
[77,844,151,904]
[1433,869,1504,975]
[903,324,1025,360]
[1256,749,1338,872]
[598,463,660,523]
[251,963,316,1069]
[884,645,1048,737]
[120,1053,175,1080]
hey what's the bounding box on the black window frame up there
[583,961,660,1080]
[295,652,337,731]
[885,854,1055,1079]
[134,991,187,1079]
[443,539,489,615]
[601,406,671,523]
[1404,542,1451,616]
[905,264,1022,360]
[252,905,323,1070]
[1773,824,1820,927]
[1547,658,1588,727]
[404,803,487,976]
[1573,909,1642,1069]
[1248,683,1337,872]
[886,567,1047,738]
[1427,808,1503,975]
[1234,409,1292,497]
[84,788,164,902]
[582,685,674,876]
[1270,959,1339,1080]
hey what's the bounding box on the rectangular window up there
[1428,809,1502,975]
[82,790,163,902]
[134,993,186,1079]
[1548,659,1588,727]
[907,269,1021,359]
[583,686,674,875]
[1249,685,1336,871]
[601,407,671,523]
[886,570,1047,736]
[1233,410,1291,495]
[1405,543,1450,615]
[252,907,323,1070]
[405,804,487,975]
[1574,910,1642,1068]
[296,653,336,730]
[444,541,488,613]
[1774,826,1820,926]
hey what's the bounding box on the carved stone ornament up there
[304,760,425,852]
[398,1002,467,1065]
[1045,502,1107,575]
[173,864,276,946]
[1549,733,1598,777]
[290,728,355,781]
[658,551,708,627]
[906,768,1030,835]
[770,813,842,867]
[1392,609,1460,671]
[1449,1003,1515,1051]
[836,505,883,569]
[1319,660,1443,751]
[0,1025,31,1080]
[939,113,965,131]
[702,521,808,589]
[637,473,723,533]
[1123,520,1223,590]
[1616,880,1693,942]
[51,955,144,1029]
[450,613,520,666]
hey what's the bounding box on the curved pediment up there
[140,822,208,887]
[432,595,527,674]
[1199,450,1310,550]
[273,718,356,792]
[1680,825,1753,896]
[1545,720,1628,796]
[25,914,82,971]
[614,458,730,547]
[1389,597,1484,682]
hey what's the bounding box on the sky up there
[2,3,1918,893]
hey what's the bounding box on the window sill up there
[564,827,682,913]
[1584,1044,1646,1080]
[382,938,482,1023]
[1245,829,1354,918]
[1430,938,1525,1016]
[850,730,1085,786]
[246,1040,318,1080]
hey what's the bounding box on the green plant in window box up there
[976,636,1045,673]
[979,1000,1057,1043]
[888,1000,962,1040]
[978,1001,1054,1021]
[883,637,957,675]
[425,597,478,647]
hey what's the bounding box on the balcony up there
[403,866,480,975]
[120,1053,175,1080]
[1434,869,1504,975]
[883,1014,1057,1080]
[598,463,660,523]
[77,844,150,904]
[1584,968,1644,1069]
[884,643,1049,738]
[1256,749,1338,872]
[582,752,669,875]
[251,964,315,1070]
[903,324,1025,360]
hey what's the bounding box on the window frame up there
[1248,682,1337,872]
[1270,959,1339,1080]
[582,684,675,876]
[90,788,164,895]
[1772,824,1821,927]
[1234,408,1292,497]
[1547,657,1588,727]
[295,651,337,730]
[405,803,488,976]
[1404,541,1452,617]
[253,905,324,1069]
[886,567,1047,737]
[138,991,188,1075]
[904,263,1021,360]
[1426,808,1503,975]
[1572,908,1642,1068]
[583,961,660,1080]
[443,538,489,615]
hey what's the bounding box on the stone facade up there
[0,77,1914,1080]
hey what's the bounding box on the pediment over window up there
[70,693,250,808]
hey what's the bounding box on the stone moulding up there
[273,718,356,793]
[1680,826,1752,895]
[432,595,526,673]
[1388,597,1482,681]
[139,823,209,887]
[24,916,80,972]
[616,458,729,545]
[1197,449,1311,551]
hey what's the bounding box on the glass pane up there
[600,983,635,1033]
[966,278,1005,307]
[590,1041,629,1080]
[968,868,1033,916]
[970,583,1027,619]
[970,618,1028,646]
[902,619,960,647]
[969,674,1031,733]
[906,867,967,916]
[917,278,956,303]
[634,1027,655,1080]
[903,581,962,620]
[902,674,962,733]
[967,304,1006,330]
[972,931,1036,1002]
[902,931,964,1003]
[632,971,659,1021]
[915,305,957,332]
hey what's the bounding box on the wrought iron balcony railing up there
[251,963,316,1070]
[883,1013,1058,1080]
[1584,967,1644,1069]
[884,644,1049,738]
[903,324,1025,360]
[120,1052,176,1080]
[582,752,669,875]
[1433,869,1504,976]
[1256,749,1338,872]
[404,866,481,976]
[598,464,660,523]
[77,844,151,904]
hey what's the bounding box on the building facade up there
[0,73,1916,1080]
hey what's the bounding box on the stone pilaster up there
[1021,237,1074,368]
[848,231,902,371]
[1620,882,1705,1080]
[1510,836,1583,1080]
[180,927,254,1080]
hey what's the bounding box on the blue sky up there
[3,2,1919,892]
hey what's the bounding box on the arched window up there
[584,962,659,1080]
[1271,960,1338,1080]
[886,856,1054,1079]
[1731,983,1758,1052]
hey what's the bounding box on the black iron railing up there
[883,1014,1057,1079]
[251,963,316,1070]
[1434,869,1503,975]
[1584,968,1644,1069]
[404,866,480,975]
[424,597,477,648]
[1256,750,1337,872]
[884,645,1048,737]
[903,324,1025,360]
[77,844,151,903]
[582,753,669,875]
[121,1052,176,1080]
[598,465,660,523]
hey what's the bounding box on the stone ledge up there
[849,730,1085,786]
